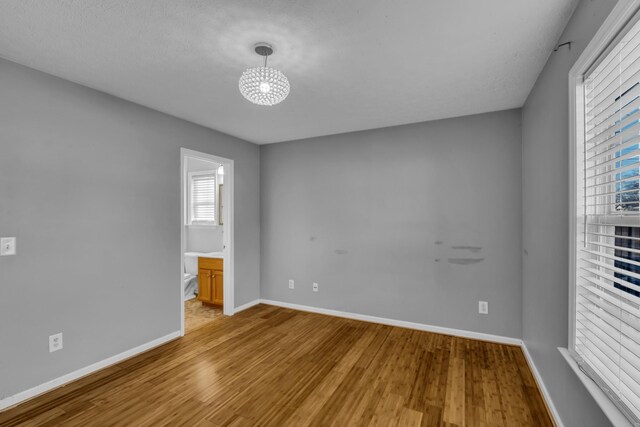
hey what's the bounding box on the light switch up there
[478,301,489,314]
[0,237,16,256]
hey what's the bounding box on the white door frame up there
[180,147,235,336]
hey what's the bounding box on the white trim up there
[186,224,223,230]
[559,348,633,427]
[260,299,566,424]
[0,302,557,425]
[567,5,640,426]
[569,0,640,78]
[521,344,565,427]
[0,331,180,412]
[567,35,581,354]
[234,299,261,314]
[567,4,640,425]
[259,299,522,346]
[568,0,640,353]
[181,148,235,338]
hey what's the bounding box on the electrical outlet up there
[478,301,489,314]
[313,282,319,292]
[289,279,294,289]
[0,237,16,256]
[49,333,63,352]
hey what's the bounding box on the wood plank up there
[0,305,553,426]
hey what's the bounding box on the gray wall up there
[0,57,260,399]
[261,110,523,338]
[186,226,224,253]
[521,0,617,426]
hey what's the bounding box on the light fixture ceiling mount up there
[253,42,273,57]
[239,42,290,106]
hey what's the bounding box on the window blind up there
[190,173,216,224]
[577,14,640,425]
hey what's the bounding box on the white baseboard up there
[260,299,563,423]
[0,302,560,427]
[521,343,564,427]
[0,330,181,412]
[259,299,522,346]
[234,299,261,314]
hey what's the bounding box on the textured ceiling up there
[0,0,577,144]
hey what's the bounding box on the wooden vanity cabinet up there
[198,257,223,306]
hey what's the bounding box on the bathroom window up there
[188,172,216,225]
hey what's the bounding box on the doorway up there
[180,148,234,336]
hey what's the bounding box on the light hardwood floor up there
[0,304,553,426]
[184,298,224,334]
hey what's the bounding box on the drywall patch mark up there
[435,241,443,245]
[334,249,349,255]
[448,258,485,265]
[451,246,483,253]
[309,236,316,241]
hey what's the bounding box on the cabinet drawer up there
[198,257,223,270]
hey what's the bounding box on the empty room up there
[1,0,639,426]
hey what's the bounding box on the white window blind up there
[576,14,640,425]
[189,173,216,224]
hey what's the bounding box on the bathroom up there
[183,154,227,332]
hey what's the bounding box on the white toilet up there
[183,252,202,300]
[184,252,200,276]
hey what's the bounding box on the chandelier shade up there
[239,66,290,106]
[239,43,290,106]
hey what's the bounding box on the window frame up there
[187,170,218,226]
[569,1,640,426]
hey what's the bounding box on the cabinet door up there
[212,270,224,306]
[198,268,213,303]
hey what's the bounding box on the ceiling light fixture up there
[239,43,290,106]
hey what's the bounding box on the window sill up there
[186,224,221,229]
[558,347,633,427]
